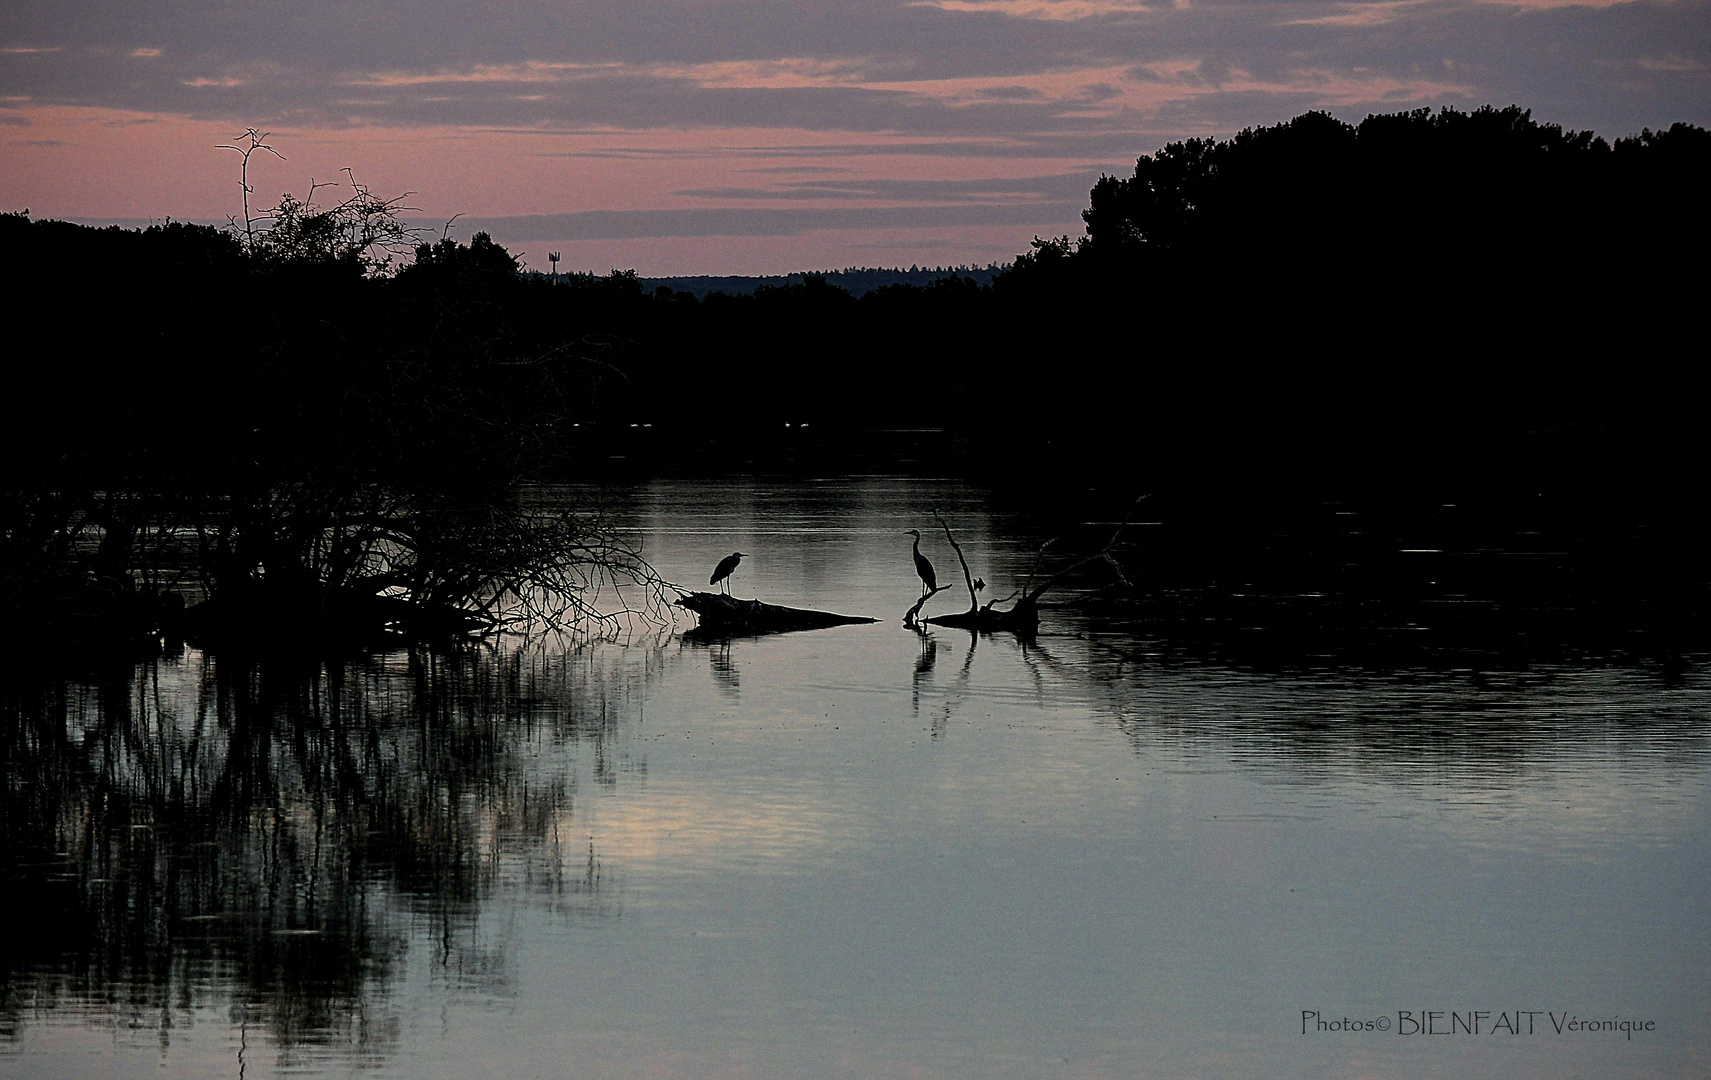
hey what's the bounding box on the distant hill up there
[577,263,1007,298]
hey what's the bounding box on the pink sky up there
[3,0,1705,275]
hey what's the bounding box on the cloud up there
[908,0,1154,19]
[672,170,1097,201]
[463,201,1088,240]
[743,163,860,172]
[529,132,1166,159]
[3,0,1704,270]
[1,0,1703,139]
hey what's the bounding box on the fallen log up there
[925,596,1039,633]
[675,591,879,635]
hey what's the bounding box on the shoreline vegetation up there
[2,104,1707,655]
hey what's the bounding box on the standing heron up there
[710,551,746,594]
[904,529,936,595]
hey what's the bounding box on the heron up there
[709,551,745,594]
[904,529,936,596]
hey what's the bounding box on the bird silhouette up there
[709,551,745,594]
[904,529,936,595]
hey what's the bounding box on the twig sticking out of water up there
[903,583,957,630]
[931,507,982,614]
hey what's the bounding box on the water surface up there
[2,477,1706,1080]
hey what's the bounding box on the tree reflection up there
[892,618,1711,776]
[0,641,644,1057]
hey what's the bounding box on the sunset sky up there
[3,0,1706,275]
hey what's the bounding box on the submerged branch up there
[916,494,1148,634]
[1019,493,1148,606]
[931,507,981,613]
[903,583,958,629]
[170,490,673,647]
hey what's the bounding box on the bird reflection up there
[707,639,741,696]
[914,634,938,678]
[908,628,982,739]
[911,631,937,714]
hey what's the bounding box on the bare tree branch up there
[903,583,957,629]
[914,493,1149,634]
[1021,493,1149,605]
[216,129,285,248]
[930,506,981,613]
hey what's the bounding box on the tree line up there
[1,103,1705,649]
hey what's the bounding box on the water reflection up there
[1076,647,1711,772]
[911,631,937,714]
[2,476,1708,1080]
[0,643,639,1057]
[699,638,741,697]
[906,628,989,741]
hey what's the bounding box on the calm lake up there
[2,476,1707,1080]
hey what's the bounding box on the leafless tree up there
[906,497,1147,632]
[215,128,284,248]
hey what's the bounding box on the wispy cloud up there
[4,0,1703,136]
[673,170,1095,201]
[1,0,1703,270]
[464,202,1088,240]
[908,0,1155,21]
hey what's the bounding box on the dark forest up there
[3,104,1707,650]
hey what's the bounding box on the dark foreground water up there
[2,478,1707,1080]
